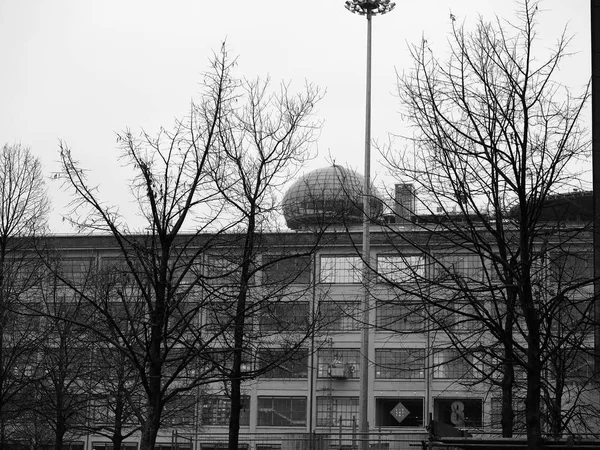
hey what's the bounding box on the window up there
[206,256,242,285]
[205,299,238,331]
[433,349,482,379]
[259,301,309,332]
[92,444,138,450]
[263,254,311,284]
[434,398,482,428]
[316,396,359,427]
[320,256,361,284]
[376,301,424,332]
[375,349,425,379]
[375,398,424,427]
[201,445,248,450]
[162,395,196,426]
[377,255,425,283]
[169,301,197,337]
[435,254,485,282]
[319,302,360,331]
[551,251,593,284]
[433,302,478,333]
[201,396,250,426]
[490,397,525,431]
[155,445,192,450]
[100,256,130,279]
[257,348,308,379]
[199,349,252,379]
[91,392,140,427]
[317,349,360,379]
[567,349,594,381]
[60,257,94,285]
[257,396,307,427]
[40,443,84,450]
[102,301,144,335]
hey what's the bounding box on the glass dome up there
[281,165,383,230]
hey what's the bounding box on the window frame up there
[257,396,307,427]
[375,348,425,379]
[376,254,425,284]
[320,255,362,284]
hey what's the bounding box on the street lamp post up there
[345,1,395,448]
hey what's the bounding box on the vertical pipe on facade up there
[308,252,318,435]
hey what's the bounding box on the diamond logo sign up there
[390,401,410,424]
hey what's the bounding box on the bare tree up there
[56,47,230,448]
[32,264,97,450]
[380,1,591,447]
[207,70,322,450]
[0,143,49,447]
[85,262,145,450]
[56,45,322,450]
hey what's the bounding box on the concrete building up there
[3,166,595,450]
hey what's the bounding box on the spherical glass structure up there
[281,165,383,230]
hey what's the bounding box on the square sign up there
[391,401,410,424]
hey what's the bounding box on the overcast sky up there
[0,0,591,233]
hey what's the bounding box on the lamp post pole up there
[344,2,395,449]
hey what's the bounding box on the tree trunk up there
[228,212,255,450]
[501,343,515,438]
[523,283,543,450]
[111,432,124,450]
[54,417,65,450]
[139,352,163,450]
[111,393,125,450]
[139,403,161,450]
[526,348,542,450]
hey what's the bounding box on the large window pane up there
[375,398,424,427]
[377,255,425,283]
[320,256,361,284]
[201,396,250,426]
[317,349,360,379]
[319,302,360,331]
[434,398,482,428]
[257,348,308,379]
[376,301,424,332]
[375,349,425,379]
[435,254,485,282]
[263,254,311,285]
[316,396,359,427]
[259,301,309,332]
[433,349,482,379]
[257,397,306,427]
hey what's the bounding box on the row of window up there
[221,347,482,380]
[5,297,476,335]
[43,249,594,289]
[192,395,488,429]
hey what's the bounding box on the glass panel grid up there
[259,301,309,332]
[433,349,482,379]
[436,254,485,282]
[258,348,308,379]
[316,396,359,427]
[320,256,362,284]
[317,349,360,379]
[377,255,425,283]
[201,396,250,426]
[376,302,425,332]
[375,348,425,379]
[257,396,307,427]
[319,301,360,331]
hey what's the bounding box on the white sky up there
[0,0,591,233]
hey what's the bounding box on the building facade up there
[2,167,596,450]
